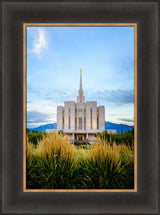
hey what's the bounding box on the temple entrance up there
[74,134,89,145]
[76,134,86,141]
[78,134,83,141]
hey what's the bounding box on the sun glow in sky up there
[27,26,134,128]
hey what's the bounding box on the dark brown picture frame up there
[1,1,159,213]
[23,22,137,193]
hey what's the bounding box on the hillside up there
[105,122,134,134]
[28,121,134,133]
[29,123,57,132]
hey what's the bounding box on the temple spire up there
[77,69,85,103]
[79,69,83,93]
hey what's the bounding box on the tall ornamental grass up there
[37,134,78,189]
[26,133,134,189]
[80,139,127,189]
[26,140,40,188]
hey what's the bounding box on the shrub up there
[27,131,44,145]
[98,130,134,149]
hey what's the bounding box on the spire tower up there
[77,69,85,103]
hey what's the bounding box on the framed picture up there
[24,23,137,192]
[1,1,158,213]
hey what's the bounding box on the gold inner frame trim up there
[23,23,137,192]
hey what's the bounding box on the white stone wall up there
[65,134,73,141]
[64,101,75,131]
[98,106,105,131]
[46,129,57,133]
[76,103,86,130]
[57,106,64,130]
[106,129,116,134]
[88,134,97,143]
[77,95,85,103]
[86,101,97,130]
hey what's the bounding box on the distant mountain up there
[105,122,134,134]
[28,121,134,134]
[28,123,57,132]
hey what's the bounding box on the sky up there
[27,26,134,128]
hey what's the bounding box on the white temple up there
[57,69,105,143]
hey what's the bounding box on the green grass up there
[26,133,134,189]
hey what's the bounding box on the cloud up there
[27,83,134,106]
[31,29,47,57]
[118,118,134,123]
[27,110,55,124]
[85,89,134,105]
